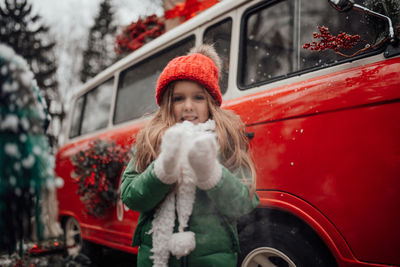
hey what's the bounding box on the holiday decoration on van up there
[303,26,362,57]
[165,0,219,21]
[115,14,165,55]
[71,139,131,217]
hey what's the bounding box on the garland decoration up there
[71,139,131,218]
[165,0,219,21]
[115,14,165,54]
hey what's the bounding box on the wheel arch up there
[239,191,355,265]
[59,212,80,229]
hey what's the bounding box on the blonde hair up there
[134,84,257,197]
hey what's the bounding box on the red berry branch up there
[303,26,362,57]
[303,25,390,58]
[115,14,165,55]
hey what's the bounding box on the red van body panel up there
[224,57,400,266]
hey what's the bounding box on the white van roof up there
[76,0,252,94]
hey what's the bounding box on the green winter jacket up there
[120,156,259,267]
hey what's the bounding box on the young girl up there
[121,44,259,267]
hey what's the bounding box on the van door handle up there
[245,132,255,139]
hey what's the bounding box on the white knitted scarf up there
[148,120,216,267]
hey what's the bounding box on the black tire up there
[238,216,337,267]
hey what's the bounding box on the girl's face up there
[172,80,210,124]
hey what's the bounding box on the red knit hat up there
[155,50,222,106]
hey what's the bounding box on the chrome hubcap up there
[65,218,82,256]
[242,247,296,267]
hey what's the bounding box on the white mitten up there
[154,127,183,184]
[188,133,222,190]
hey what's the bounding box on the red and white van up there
[55,0,400,266]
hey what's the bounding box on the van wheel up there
[64,217,83,256]
[238,218,337,267]
[64,217,103,265]
[240,246,296,267]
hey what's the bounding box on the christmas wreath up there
[115,14,165,55]
[71,139,131,218]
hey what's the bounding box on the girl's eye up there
[194,95,205,101]
[173,96,183,102]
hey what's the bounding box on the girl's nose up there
[183,98,193,110]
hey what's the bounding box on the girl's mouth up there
[182,116,197,122]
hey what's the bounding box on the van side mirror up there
[328,0,395,42]
[328,0,354,12]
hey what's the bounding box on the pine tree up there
[80,0,118,83]
[0,0,58,105]
[0,0,63,151]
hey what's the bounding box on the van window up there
[239,0,383,88]
[300,0,379,70]
[113,36,195,124]
[203,18,232,94]
[81,79,113,134]
[69,78,114,138]
[240,1,294,87]
[69,96,84,138]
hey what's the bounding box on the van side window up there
[81,79,113,135]
[239,0,383,88]
[203,18,232,94]
[240,1,294,87]
[69,96,84,138]
[300,1,379,70]
[113,36,195,124]
[69,78,114,138]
